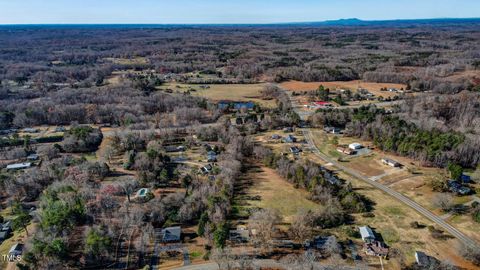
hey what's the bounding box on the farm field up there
[159,83,277,108]
[280,80,407,98]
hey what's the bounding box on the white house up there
[349,143,363,150]
[6,162,32,171]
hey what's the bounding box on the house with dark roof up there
[2,220,12,233]
[160,226,181,242]
[229,225,250,243]
[207,151,217,162]
[200,164,213,174]
[447,180,471,195]
[283,135,297,143]
[304,235,337,251]
[460,174,472,184]
[324,171,341,186]
[0,231,10,243]
[8,243,24,257]
[290,146,301,155]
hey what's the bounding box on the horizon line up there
[1,17,479,26]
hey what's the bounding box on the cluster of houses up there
[359,226,389,258]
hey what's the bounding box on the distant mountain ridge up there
[294,17,480,26]
[1,18,480,28]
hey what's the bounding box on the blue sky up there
[0,0,479,24]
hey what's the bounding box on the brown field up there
[159,83,276,108]
[281,80,407,98]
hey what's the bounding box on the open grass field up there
[235,164,320,223]
[280,80,407,98]
[159,83,277,108]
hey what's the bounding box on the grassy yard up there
[234,164,320,223]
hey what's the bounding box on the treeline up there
[0,84,212,129]
[311,106,480,168]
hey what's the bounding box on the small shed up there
[359,226,375,242]
[27,154,39,161]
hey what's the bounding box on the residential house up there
[283,127,294,133]
[200,164,213,174]
[160,226,181,243]
[164,145,185,153]
[207,151,217,162]
[0,231,9,243]
[55,126,66,132]
[22,128,39,133]
[6,162,32,171]
[304,235,337,251]
[2,220,12,234]
[290,146,301,155]
[349,143,363,150]
[271,134,281,140]
[460,174,472,184]
[324,171,341,185]
[283,135,297,143]
[415,251,431,266]
[136,188,150,199]
[8,243,24,257]
[359,226,375,243]
[363,241,389,258]
[381,158,401,167]
[324,127,342,134]
[447,180,471,195]
[229,225,250,243]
